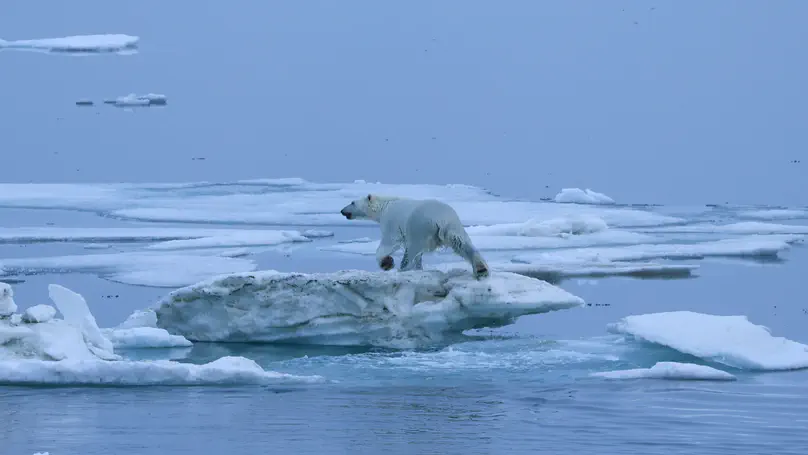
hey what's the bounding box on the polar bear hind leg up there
[444,230,489,279]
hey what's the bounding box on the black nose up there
[340,209,347,216]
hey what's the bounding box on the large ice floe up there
[608,311,808,371]
[141,269,585,349]
[0,34,139,54]
[0,283,324,386]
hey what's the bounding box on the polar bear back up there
[380,199,464,245]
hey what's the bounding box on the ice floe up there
[592,361,736,381]
[146,269,585,348]
[0,179,681,228]
[511,235,799,265]
[0,34,139,54]
[643,221,808,235]
[21,304,57,324]
[0,283,324,386]
[608,311,808,371]
[466,215,609,237]
[0,226,319,246]
[738,209,808,221]
[554,188,615,205]
[0,252,257,288]
[105,93,167,107]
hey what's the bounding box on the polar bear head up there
[340,194,397,221]
[340,194,377,221]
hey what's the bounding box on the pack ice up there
[0,283,323,386]
[149,269,585,348]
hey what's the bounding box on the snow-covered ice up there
[147,269,585,348]
[0,226,316,246]
[0,283,324,386]
[592,361,736,381]
[554,188,615,205]
[0,179,679,228]
[643,221,808,235]
[608,311,808,371]
[512,235,798,265]
[1,251,257,287]
[739,209,808,221]
[0,34,139,54]
[466,215,609,237]
[0,356,324,386]
[21,304,57,324]
[145,229,311,251]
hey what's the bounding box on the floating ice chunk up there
[467,215,609,237]
[101,327,192,349]
[49,284,115,356]
[1,252,256,288]
[22,304,57,324]
[0,283,16,317]
[592,362,736,381]
[609,311,808,371]
[1,312,118,362]
[554,188,615,205]
[151,269,585,348]
[301,229,335,238]
[644,221,808,235]
[0,34,139,53]
[512,235,798,265]
[107,93,167,107]
[739,209,808,221]
[145,230,311,251]
[0,356,325,386]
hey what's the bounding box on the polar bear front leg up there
[376,239,400,271]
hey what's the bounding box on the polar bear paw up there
[380,255,395,271]
[473,262,489,280]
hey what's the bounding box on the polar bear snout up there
[340,207,352,219]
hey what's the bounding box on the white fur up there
[340,195,489,278]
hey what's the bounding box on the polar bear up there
[340,194,489,279]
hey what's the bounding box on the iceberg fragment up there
[151,269,585,348]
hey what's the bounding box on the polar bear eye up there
[367,194,372,201]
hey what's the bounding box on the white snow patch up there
[301,229,334,238]
[0,34,139,53]
[609,311,808,371]
[0,252,256,288]
[554,188,615,205]
[149,269,585,348]
[21,305,57,324]
[0,282,17,317]
[592,361,736,381]
[435,260,698,282]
